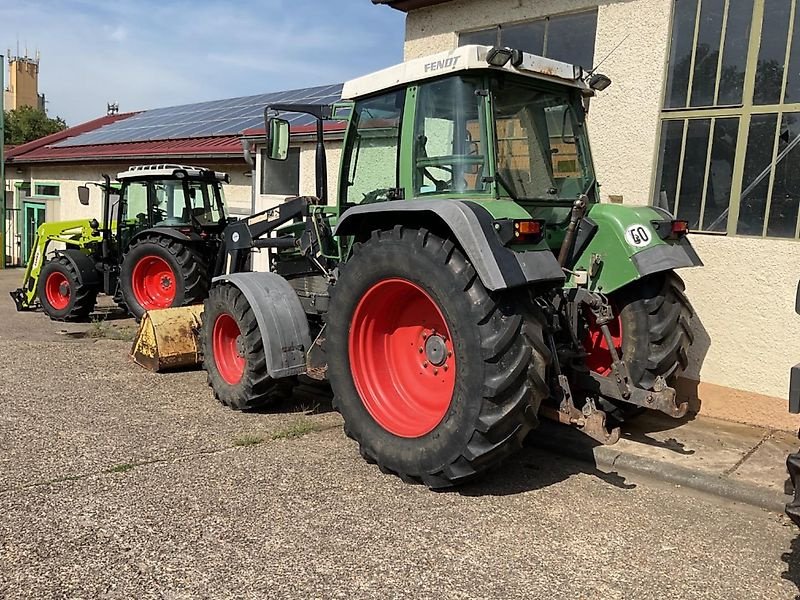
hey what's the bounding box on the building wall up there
[403,0,800,430]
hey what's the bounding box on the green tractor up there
[200,45,701,487]
[11,164,230,321]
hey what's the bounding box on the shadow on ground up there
[782,534,800,600]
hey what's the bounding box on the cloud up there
[1,0,404,124]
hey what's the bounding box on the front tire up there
[119,234,208,320]
[201,284,292,411]
[37,256,97,321]
[326,226,549,488]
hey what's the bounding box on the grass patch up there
[107,463,135,474]
[233,434,266,447]
[270,419,321,440]
[87,319,137,342]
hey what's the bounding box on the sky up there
[0,0,405,125]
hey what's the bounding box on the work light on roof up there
[587,72,612,91]
[486,46,514,67]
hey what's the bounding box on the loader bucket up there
[131,305,204,372]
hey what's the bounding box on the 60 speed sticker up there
[625,224,652,247]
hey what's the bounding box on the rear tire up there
[119,234,208,320]
[326,226,549,488]
[37,256,97,321]
[201,283,292,411]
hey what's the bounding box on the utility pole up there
[1,53,5,269]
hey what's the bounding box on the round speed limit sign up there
[625,224,652,247]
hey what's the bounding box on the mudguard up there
[212,271,311,379]
[130,226,203,245]
[569,203,703,294]
[57,248,100,287]
[334,199,564,291]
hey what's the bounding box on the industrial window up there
[458,10,598,69]
[33,183,59,197]
[261,147,300,196]
[654,0,800,238]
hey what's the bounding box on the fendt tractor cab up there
[196,45,701,487]
[12,164,230,320]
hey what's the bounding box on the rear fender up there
[131,227,203,245]
[569,204,703,294]
[212,272,311,379]
[334,199,564,291]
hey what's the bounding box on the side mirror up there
[78,185,90,205]
[266,117,290,161]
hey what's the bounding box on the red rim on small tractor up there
[583,310,623,376]
[131,255,177,310]
[44,271,71,310]
[348,278,456,438]
[212,313,246,385]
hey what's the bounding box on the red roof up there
[5,112,136,161]
[9,135,244,163]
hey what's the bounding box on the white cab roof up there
[342,45,589,100]
[117,164,229,181]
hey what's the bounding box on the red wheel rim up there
[582,309,623,376]
[212,313,245,385]
[44,271,71,310]
[131,255,176,310]
[348,278,456,438]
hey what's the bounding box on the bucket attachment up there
[131,305,204,372]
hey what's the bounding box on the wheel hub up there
[424,333,447,366]
[58,282,70,296]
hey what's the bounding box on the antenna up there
[587,33,630,75]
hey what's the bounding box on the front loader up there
[193,45,701,487]
[12,164,231,321]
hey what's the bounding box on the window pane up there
[665,0,699,108]
[702,117,739,231]
[501,20,545,56]
[125,182,148,221]
[753,0,791,105]
[545,10,598,68]
[413,77,487,196]
[653,119,686,212]
[783,5,800,102]
[690,0,725,107]
[34,184,59,196]
[717,0,754,105]
[766,112,800,237]
[676,119,711,227]
[459,28,498,47]
[261,148,300,196]
[343,91,403,204]
[737,113,778,235]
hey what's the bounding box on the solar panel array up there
[57,83,343,147]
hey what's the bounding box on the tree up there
[4,105,67,145]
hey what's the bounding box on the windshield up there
[492,80,594,201]
[151,179,224,226]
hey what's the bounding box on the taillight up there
[671,220,689,237]
[511,219,545,244]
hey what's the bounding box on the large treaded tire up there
[326,226,549,488]
[119,234,208,320]
[615,272,694,390]
[37,256,98,321]
[201,283,292,411]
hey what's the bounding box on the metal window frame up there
[652,0,800,239]
[32,181,60,198]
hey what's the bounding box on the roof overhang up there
[371,0,453,12]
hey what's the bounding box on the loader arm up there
[10,220,101,311]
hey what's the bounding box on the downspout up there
[241,138,256,215]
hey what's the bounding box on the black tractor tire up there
[119,234,208,320]
[201,283,293,411]
[613,272,694,389]
[37,256,98,321]
[326,226,550,489]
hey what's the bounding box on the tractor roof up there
[116,164,229,182]
[341,44,590,100]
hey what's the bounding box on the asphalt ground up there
[1,268,799,599]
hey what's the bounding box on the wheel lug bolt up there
[443,364,448,371]
[423,362,429,368]
[419,347,424,353]
[433,368,439,375]
[447,351,453,358]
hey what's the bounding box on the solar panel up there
[57,83,344,147]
